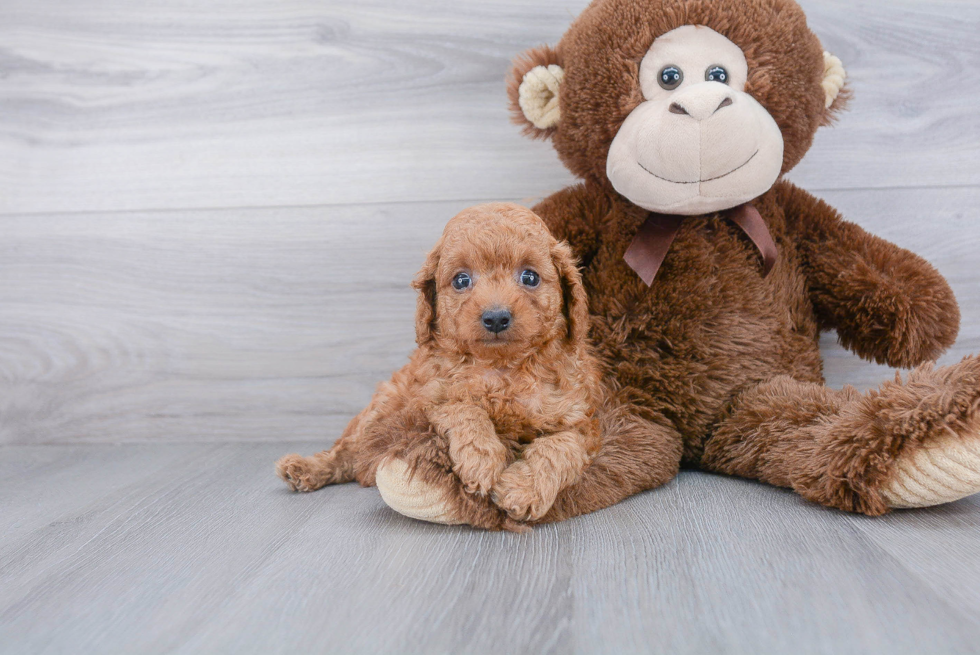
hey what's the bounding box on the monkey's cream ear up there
[822,51,849,121]
[822,52,846,108]
[507,45,563,139]
[520,65,564,129]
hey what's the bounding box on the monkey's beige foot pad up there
[375,458,463,525]
[883,432,980,508]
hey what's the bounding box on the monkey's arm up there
[532,182,610,265]
[777,181,959,368]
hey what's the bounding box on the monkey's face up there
[507,0,848,217]
[605,26,784,216]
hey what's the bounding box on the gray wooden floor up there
[2,0,980,653]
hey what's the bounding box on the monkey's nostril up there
[481,309,512,334]
[669,102,688,115]
[716,97,734,112]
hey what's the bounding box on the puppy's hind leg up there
[277,437,356,492]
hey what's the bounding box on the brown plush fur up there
[391,0,970,523]
[276,203,607,530]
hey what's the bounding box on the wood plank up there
[0,444,978,653]
[1,0,978,214]
[846,496,980,620]
[1,187,978,445]
[0,444,221,593]
[562,475,980,654]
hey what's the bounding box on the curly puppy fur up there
[276,203,606,530]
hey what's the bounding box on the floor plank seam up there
[0,183,976,220]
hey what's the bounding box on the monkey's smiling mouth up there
[638,150,759,185]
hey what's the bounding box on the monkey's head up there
[508,0,848,215]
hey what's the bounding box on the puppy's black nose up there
[481,308,512,334]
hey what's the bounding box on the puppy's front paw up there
[492,460,558,522]
[276,454,325,492]
[453,449,507,498]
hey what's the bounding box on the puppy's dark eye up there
[451,272,471,290]
[705,65,729,84]
[658,66,683,90]
[520,269,540,287]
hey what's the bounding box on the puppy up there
[276,203,604,527]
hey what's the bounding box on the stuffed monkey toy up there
[372,0,980,528]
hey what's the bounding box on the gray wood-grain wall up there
[2,0,978,447]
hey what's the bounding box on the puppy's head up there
[413,203,589,359]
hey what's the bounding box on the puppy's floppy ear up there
[551,240,590,343]
[507,45,563,139]
[412,239,441,346]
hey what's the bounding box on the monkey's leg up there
[536,404,683,523]
[701,357,980,515]
[373,426,523,531]
[375,401,684,527]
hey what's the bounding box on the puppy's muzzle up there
[481,308,512,334]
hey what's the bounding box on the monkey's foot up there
[375,458,462,525]
[883,430,980,508]
[375,456,527,531]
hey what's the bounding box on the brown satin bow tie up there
[623,203,778,286]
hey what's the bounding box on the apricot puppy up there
[276,203,604,527]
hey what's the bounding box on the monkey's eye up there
[520,269,540,288]
[705,65,729,84]
[451,272,471,290]
[658,66,683,90]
